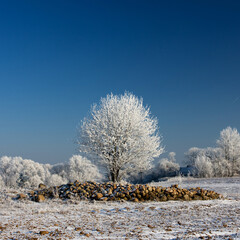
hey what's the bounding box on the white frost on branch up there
[185,127,240,177]
[155,152,180,178]
[195,155,213,178]
[0,156,50,188]
[217,126,240,176]
[0,155,102,188]
[68,155,102,182]
[78,92,164,182]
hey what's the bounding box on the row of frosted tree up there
[185,127,240,178]
[0,155,102,188]
[0,93,239,188]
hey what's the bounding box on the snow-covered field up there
[0,177,239,239]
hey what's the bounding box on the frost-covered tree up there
[0,156,51,188]
[78,92,164,182]
[168,152,176,162]
[217,127,240,176]
[185,147,221,166]
[49,163,68,183]
[0,175,4,188]
[185,147,225,177]
[48,155,102,183]
[68,155,102,182]
[0,155,102,188]
[185,127,240,178]
[212,158,231,177]
[184,147,202,166]
[195,155,213,178]
[156,152,180,178]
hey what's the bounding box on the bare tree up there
[78,92,164,182]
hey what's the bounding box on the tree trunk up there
[110,169,120,182]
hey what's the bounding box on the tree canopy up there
[78,92,164,182]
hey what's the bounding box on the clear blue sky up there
[0,1,239,165]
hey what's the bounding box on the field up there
[0,177,239,239]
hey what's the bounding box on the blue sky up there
[0,0,239,164]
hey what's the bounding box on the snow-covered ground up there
[0,177,239,239]
[151,176,240,200]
